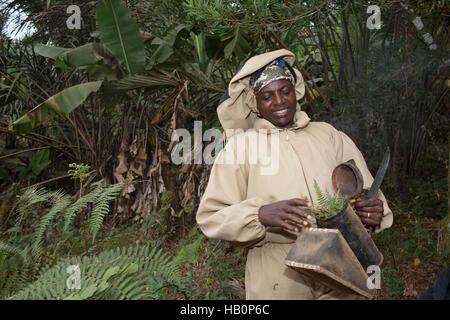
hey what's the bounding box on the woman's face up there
[255,79,297,128]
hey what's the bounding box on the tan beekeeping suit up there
[196,49,393,300]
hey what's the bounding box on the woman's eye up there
[282,89,291,95]
[263,95,271,101]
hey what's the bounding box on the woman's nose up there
[273,92,284,105]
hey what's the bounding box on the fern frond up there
[14,186,54,227]
[309,180,348,220]
[313,180,327,207]
[9,244,185,300]
[62,184,102,233]
[0,241,25,260]
[88,181,124,241]
[31,190,71,259]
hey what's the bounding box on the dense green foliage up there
[10,244,184,300]
[0,0,448,300]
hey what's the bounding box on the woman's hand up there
[354,197,384,227]
[258,198,312,232]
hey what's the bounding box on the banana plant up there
[9,81,103,134]
[97,0,145,75]
[9,0,148,135]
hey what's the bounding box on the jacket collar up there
[252,110,311,132]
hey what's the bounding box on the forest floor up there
[170,199,449,300]
[1,186,448,300]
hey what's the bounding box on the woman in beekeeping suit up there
[196,49,393,299]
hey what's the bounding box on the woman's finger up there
[280,220,300,232]
[286,198,312,208]
[285,205,312,220]
[355,205,383,213]
[360,217,381,227]
[280,212,307,226]
[354,198,382,209]
[356,211,382,221]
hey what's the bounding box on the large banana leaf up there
[150,25,187,65]
[34,43,118,80]
[223,26,251,60]
[96,0,145,75]
[34,44,69,59]
[34,43,104,67]
[9,81,103,134]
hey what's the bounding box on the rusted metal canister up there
[331,159,364,199]
[285,227,374,298]
[286,159,384,297]
[316,202,383,270]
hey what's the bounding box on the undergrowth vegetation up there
[0,0,448,300]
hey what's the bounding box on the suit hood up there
[217,49,308,136]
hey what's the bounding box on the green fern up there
[62,180,104,233]
[11,179,125,258]
[32,190,71,259]
[9,244,185,300]
[309,180,348,220]
[0,244,52,295]
[13,186,54,227]
[0,241,25,260]
[1,179,124,296]
[88,181,124,241]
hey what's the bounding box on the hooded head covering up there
[249,57,296,93]
[217,49,309,135]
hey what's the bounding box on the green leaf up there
[58,43,105,67]
[121,262,139,275]
[64,284,98,300]
[103,265,121,282]
[150,25,186,64]
[29,149,51,176]
[9,81,103,133]
[223,26,251,60]
[64,293,80,300]
[35,42,105,67]
[35,42,118,80]
[34,44,69,59]
[191,32,208,73]
[97,0,145,75]
[172,235,204,265]
[151,44,173,64]
[78,284,98,300]
[98,281,110,293]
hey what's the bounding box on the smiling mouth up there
[272,108,289,117]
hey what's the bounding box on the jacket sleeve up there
[196,137,266,246]
[333,129,394,233]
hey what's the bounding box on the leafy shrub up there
[9,244,185,300]
[0,179,125,296]
[382,268,404,298]
[408,175,447,219]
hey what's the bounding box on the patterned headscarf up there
[249,57,296,93]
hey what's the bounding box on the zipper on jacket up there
[284,128,289,141]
